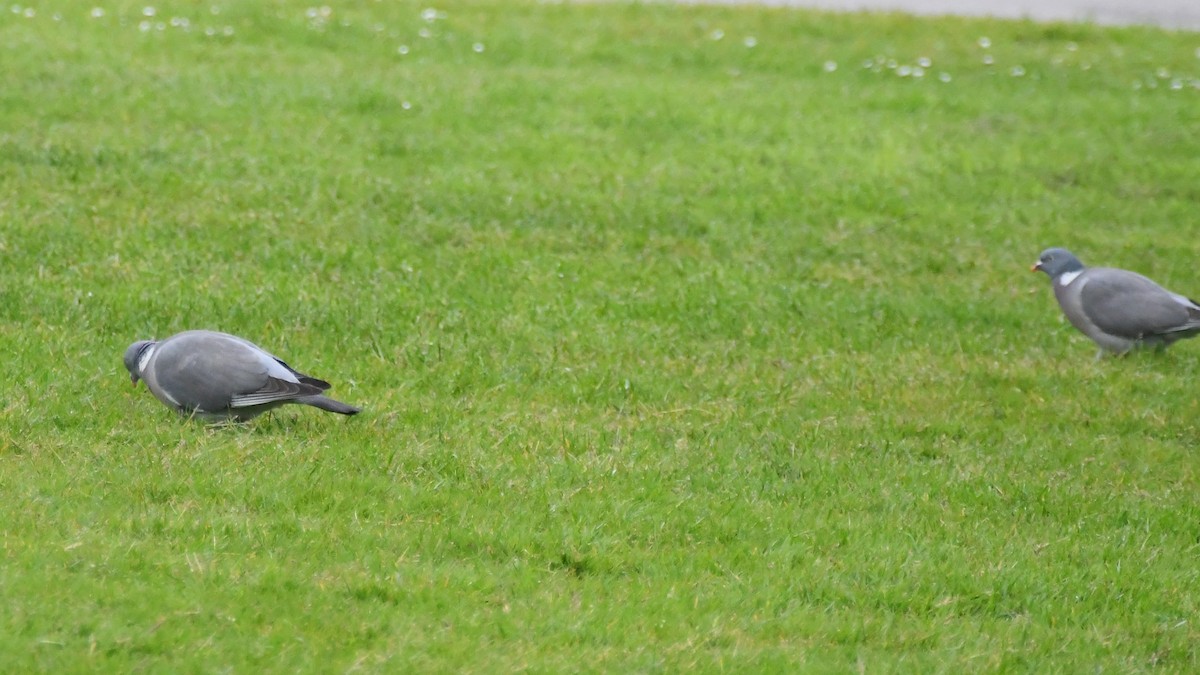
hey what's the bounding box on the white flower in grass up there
[938,72,952,83]
[472,42,484,53]
[978,36,990,48]
[823,60,837,73]
[743,36,756,48]
[142,6,155,16]
[90,7,105,18]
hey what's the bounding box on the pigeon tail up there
[297,395,360,416]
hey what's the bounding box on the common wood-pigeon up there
[123,330,360,421]
[1032,247,1200,357]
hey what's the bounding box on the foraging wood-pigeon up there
[123,330,360,421]
[1032,247,1200,357]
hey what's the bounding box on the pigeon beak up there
[1030,262,1042,272]
[130,373,140,387]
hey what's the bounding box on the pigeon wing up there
[1080,270,1200,339]
[223,334,332,390]
[220,339,327,408]
[229,376,325,408]
[154,334,323,412]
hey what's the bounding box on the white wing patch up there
[225,336,301,384]
[252,350,301,384]
[1169,292,1199,310]
[1057,270,1083,287]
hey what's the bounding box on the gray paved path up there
[679,0,1200,30]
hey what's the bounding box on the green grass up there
[2,0,1200,670]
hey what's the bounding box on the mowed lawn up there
[2,0,1199,670]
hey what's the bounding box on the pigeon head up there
[1031,248,1085,278]
[123,340,156,385]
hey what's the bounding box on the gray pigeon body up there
[123,330,360,421]
[1032,247,1200,356]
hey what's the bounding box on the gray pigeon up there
[123,330,360,421]
[1032,247,1200,357]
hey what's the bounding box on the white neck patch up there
[1057,270,1083,287]
[137,344,157,373]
